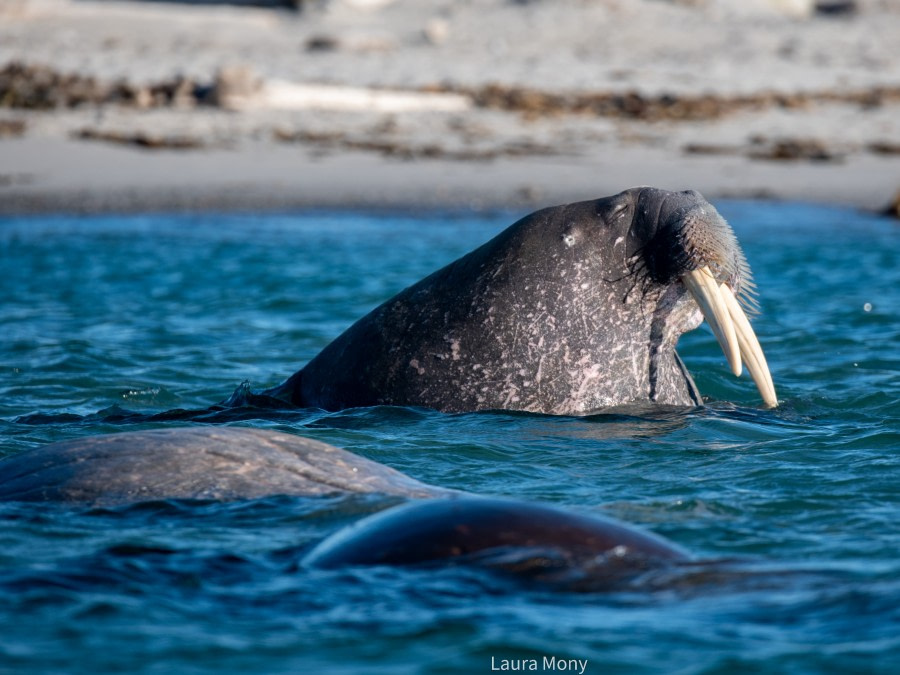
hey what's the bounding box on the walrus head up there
[271,187,776,414]
[605,187,776,407]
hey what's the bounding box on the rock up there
[0,119,26,137]
[423,18,450,46]
[867,141,900,156]
[306,35,341,52]
[885,190,900,220]
[0,62,107,109]
[814,1,857,16]
[747,136,842,162]
[210,66,263,110]
[75,129,204,150]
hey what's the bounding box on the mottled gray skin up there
[268,187,753,414]
[0,427,447,505]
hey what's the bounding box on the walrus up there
[265,187,776,414]
[0,428,686,582]
[303,495,688,573]
[0,427,448,504]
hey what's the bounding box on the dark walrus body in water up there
[0,189,778,584]
[303,495,688,573]
[0,428,688,584]
[266,187,776,413]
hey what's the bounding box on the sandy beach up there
[1,0,899,214]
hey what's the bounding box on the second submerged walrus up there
[0,427,689,586]
[266,187,776,414]
[0,427,447,504]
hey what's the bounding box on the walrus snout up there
[634,188,777,407]
[636,189,738,288]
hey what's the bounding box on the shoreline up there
[1,136,897,216]
[1,0,898,217]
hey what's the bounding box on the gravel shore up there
[1,0,898,214]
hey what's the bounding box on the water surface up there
[1,202,898,674]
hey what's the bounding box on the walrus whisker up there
[610,252,647,308]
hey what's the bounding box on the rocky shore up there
[1,0,898,214]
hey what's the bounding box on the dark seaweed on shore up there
[272,128,556,161]
[0,62,204,110]
[446,82,900,122]
[74,129,205,150]
[4,61,900,126]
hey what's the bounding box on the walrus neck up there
[646,284,703,406]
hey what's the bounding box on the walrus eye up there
[610,202,629,219]
[681,266,777,408]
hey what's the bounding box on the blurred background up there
[1,0,898,213]
[2,5,900,673]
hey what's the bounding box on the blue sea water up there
[0,202,898,674]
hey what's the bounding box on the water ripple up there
[0,205,898,672]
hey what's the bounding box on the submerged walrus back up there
[0,427,445,505]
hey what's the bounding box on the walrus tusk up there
[719,282,778,408]
[681,265,778,408]
[682,266,742,376]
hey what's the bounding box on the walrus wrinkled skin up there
[266,187,776,414]
[0,427,447,505]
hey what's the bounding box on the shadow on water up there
[13,380,791,441]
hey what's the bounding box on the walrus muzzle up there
[645,193,777,407]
